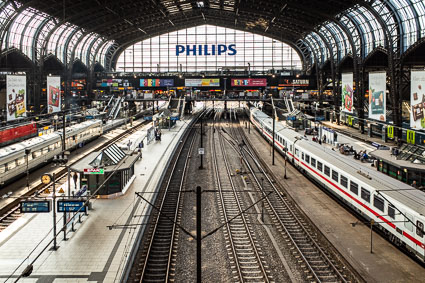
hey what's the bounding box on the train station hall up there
[1,0,425,282]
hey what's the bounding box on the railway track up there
[221,111,357,283]
[211,118,271,282]
[0,119,150,231]
[127,112,203,283]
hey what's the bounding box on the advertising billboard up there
[6,75,26,121]
[47,76,61,114]
[368,72,386,121]
[185,78,220,87]
[341,73,354,113]
[231,78,267,87]
[140,79,174,87]
[410,70,425,129]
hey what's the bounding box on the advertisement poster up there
[410,70,425,129]
[185,78,220,87]
[341,73,354,113]
[47,76,61,114]
[6,75,27,121]
[140,79,174,87]
[231,78,267,87]
[368,72,386,121]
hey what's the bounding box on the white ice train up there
[249,107,425,261]
[0,120,102,186]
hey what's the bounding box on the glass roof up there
[1,3,112,67]
[1,0,425,71]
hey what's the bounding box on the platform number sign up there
[387,126,394,139]
[347,116,353,126]
[407,130,415,145]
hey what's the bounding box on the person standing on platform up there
[138,141,143,160]
[73,172,78,189]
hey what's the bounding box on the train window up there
[317,161,322,172]
[373,195,385,212]
[33,150,42,158]
[305,154,310,164]
[7,161,17,170]
[350,181,358,195]
[324,165,330,176]
[311,158,316,168]
[290,145,293,152]
[49,144,55,151]
[405,214,414,232]
[332,170,339,182]
[302,152,304,160]
[17,157,25,166]
[361,188,370,202]
[42,148,48,155]
[416,221,424,237]
[0,165,5,173]
[388,205,395,219]
[340,175,348,188]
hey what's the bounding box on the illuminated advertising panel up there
[47,76,61,114]
[140,79,174,87]
[341,73,354,113]
[6,75,26,121]
[411,70,425,129]
[231,78,267,87]
[368,72,386,121]
[185,78,220,87]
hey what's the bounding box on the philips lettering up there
[176,44,237,56]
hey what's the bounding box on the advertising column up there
[341,73,354,113]
[47,76,61,113]
[6,75,27,121]
[368,72,386,121]
[410,70,425,129]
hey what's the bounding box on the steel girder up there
[362,2,402,139]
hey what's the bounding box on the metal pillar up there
[196,186,202,283]
[199,118,204,169]
[52,173,58,250]
[370,220,374,253]
[272,110,275,165]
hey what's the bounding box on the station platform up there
[0,120,144,213]
[321,120,396,148]
[242,120,425,282]
[0,113,196,282]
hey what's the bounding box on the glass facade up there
[0,1,110,66]
[116,25,302,73]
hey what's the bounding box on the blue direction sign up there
[20,200,51,213]
[57,200,87,213]
[144,116,153,121]
[170,116,180,121]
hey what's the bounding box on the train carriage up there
[249,107,425,261]
[0,120,103,187]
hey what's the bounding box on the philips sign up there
[176,44,237,56]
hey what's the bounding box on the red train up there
[0,122,37,146]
